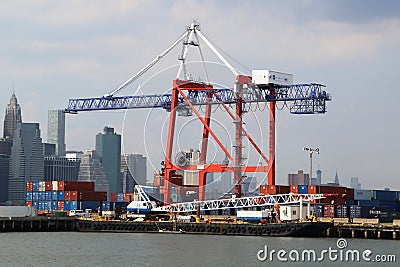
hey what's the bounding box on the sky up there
[0,0,400,190]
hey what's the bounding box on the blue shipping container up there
[52,201,58,210]
[345,200,355,205]
[52,191,58,201]
[102,202,111,211]
[32,201,39,207]
[33,182,39,191]
[81,201,100,210]
[70,201,78,210]
[335,205,348,218]
[58,191,65,201]
[358,200,380,206]
[373,190,397,201]
[378,201,396,212]
[361,206,389,218]
[26,192,33,201]
[64,201,71,211]
[117,193,124,202]
[38,201,44,211]
[349,205,362,218]
[45,191,51,201]
[313,204,324,217]
[298,185,308,194]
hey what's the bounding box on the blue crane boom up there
[65,83,330,115]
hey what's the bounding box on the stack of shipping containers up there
[26,181,107,214]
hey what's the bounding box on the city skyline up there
[0,1,399,190]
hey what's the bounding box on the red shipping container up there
[26,182,33,192]
[78,191,107,201]
[64,191,78,201]
[58,181,65,191]
[123,193,134,202]
[290,185,298,194]
[58,201,64,210]
[324,204,335,218]
[58,181,95,192]
[308,185,317,194]
[45,181,52,191]
[26,201,32,206]
[111,193,118,202]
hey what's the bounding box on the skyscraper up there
[47,109,66,156]
[96,126,121,194]
[0,154,9,203]
[9,123,44,203]
[121,154,147,186]
[77,150,109,195]
[3,93,22,139]
[288,170,310,185]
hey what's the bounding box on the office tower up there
[96,126,121,194]
[47,109,66,156]
[0,154,9,202]
[121,154,147,187]
[43,143,56,156]
[350,177,361,189]
[44,156,81,182]
[9,123,44,203]
[316,169,322,185]
[0,138,13,156]
[333,171,340,185]
[3,93,22,139]
[288,170,310,185]
[77,150,109,195]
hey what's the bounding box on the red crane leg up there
[268,100,276,185]
[164,83,179,204]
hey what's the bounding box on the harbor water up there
[0,232,399,266]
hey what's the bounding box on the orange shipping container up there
[45,181,52,191]
[290,185,298,194]
[26,201,32,206]
[26,182,33,192]
[58,201,64,210]
[111,193,118,202]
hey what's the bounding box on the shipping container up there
[51,201,58,211]
[58,181,95,192]
[57,191,65,201]
[298,185,308,194]
[313,204,324,217]
[52,181,58,191]
[45,181,52,191]
[361,206,389,218]
[26,192,33,201]
[346,199,355,205]
[70,201,78,210]
[79,201,100,210]
[51,191,58,201]
[79,191,107,201]
[349,205,362,218]
[358,200,380,206]
[58,201,64,211]
[335,205,349,218]
[290,185,298,194]
[323,205,335,218]
[123,193,135,203]
[260,185,290,195]
[64,201,71,211]
[45,191,52,201]
[111,193,118,202]
[308,185,317,194]
[354,189,373,201]
[39,181,45,192]
[117,193,124,202]
[32,192,38,201]
[102,202,112,211]
[379,201,397,212]
[33,182,39,191]
[65,191,78,201]
[373,190,397,201]
[32,201,39,207]
[26,182,33,192]
[26,201,32,207]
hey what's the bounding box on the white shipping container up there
[183,170,199,186]
[0,206,38,217]
[252,70,293,86]
[52,181,58,191]
[237,210,269,220]
[280,206,311,221]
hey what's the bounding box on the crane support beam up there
[65,83,330,114]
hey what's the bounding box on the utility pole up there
[303,147,319,185]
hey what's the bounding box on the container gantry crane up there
[65,20,331,205]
